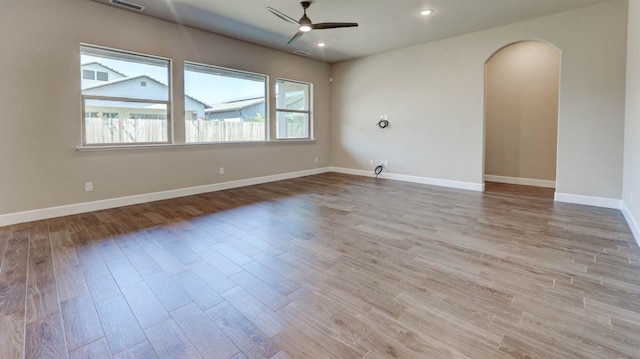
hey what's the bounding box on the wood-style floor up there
[1,173,639,358]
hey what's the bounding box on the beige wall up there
[485,41,560,181]
[0,0,331,215]
[0,0,631,218]
[623,0,640,236]
[331,0,627,199]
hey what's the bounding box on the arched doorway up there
[484,41,560,190]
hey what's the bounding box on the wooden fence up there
[185,120,265,143]
[85,118,167,144]
[85,118,266,144]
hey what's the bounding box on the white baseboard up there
[484,175,556,188]
[329,167,484,192]
[554,192,622,209]
[621,202,640,247]
[0,167,331,227]
[4,166,627,228]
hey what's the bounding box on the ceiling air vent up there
[110,0,145,12]
[294,50,311,57]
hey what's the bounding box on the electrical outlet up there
[369,160,374,165]
[219,167,225,175]
[383,160,388,167]
[84,182,93,192]
[314,157,319,163]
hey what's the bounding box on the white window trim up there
[275,77,313,140]
[79,43,173,147]
[76,139,316,151]
[184,61,270,144]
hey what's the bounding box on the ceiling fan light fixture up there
[299,13,312,32]
[420,9,434,16]
[269,1,358,44]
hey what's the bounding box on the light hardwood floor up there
[1,173,639,358]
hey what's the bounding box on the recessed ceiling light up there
[420,9,433,16]
[318,42,326,47]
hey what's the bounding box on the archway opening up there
[484,41,560,195]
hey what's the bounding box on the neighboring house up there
[81,62,126,88]
[205,96,265,122]
[205,92,303,122]
[81,63,208,120]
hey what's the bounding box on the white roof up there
[205,97,264,113]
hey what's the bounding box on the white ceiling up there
[90,0,612,63]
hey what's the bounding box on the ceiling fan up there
[267,1,359,44]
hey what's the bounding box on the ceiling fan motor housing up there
[267,1,358,44]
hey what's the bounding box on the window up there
[80,45,171,145]
[82,70,95,80]
[184,62,267,143]
[276,79,311,139]
[96,71,109,81]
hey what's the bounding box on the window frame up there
[80,44,173,147]
[183,61,269,144]
[275,78,312,140]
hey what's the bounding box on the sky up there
[81,55,264,106]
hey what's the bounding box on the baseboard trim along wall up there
[1,167,631,228]
[621,202,640,247]
[330,167,485,192]
[484,175,556,188]
[0,167,330,227]
[554,192,622,210]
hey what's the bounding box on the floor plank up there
[144,318,201,359]
[95,296,146,354]
[171,302,240,359]
[61,294,103,352]
[206,301,280,358]
[68,337,113,359]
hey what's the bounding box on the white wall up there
[331,0,627,199]
[485,41,560,183]
[623,0,640,242]
[0,0,330,216]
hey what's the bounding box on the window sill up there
[76,139,316,151]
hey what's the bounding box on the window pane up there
[276,78,311,139]
[184,63,267,143]
[80,45,171,145]
[84,99,167,144]
[81,45,169,101]
[276,79,309,111]
[276,112,309,139]
[96,71,109,81]
[83,70,95,80]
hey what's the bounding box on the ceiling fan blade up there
[267,7,299,24]
[312,22,359,30]
[287,31,305,44]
